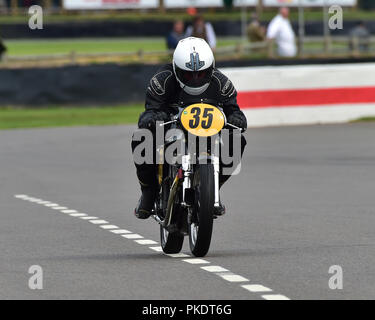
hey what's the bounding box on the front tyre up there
[189,164,214,257]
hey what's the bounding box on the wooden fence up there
[1,36,374,68]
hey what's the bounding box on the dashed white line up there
[44,203,59,207]
[122,234,143,239]
[262,294,290,300]
[182,258,210,265]
[149,246,163,252]
[242,284,273,293]
[89,220,108,225]
[166,253,190,258]
[135,239,158,245]
[218,274,249,283]
[110,229,131,234]
[14,194,291,300]
[15,195,28,199]
[61,210,78,214]
[100,225,119,230]
[69,213,88,217]
[201,266,229,273]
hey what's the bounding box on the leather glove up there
[227,113,247,131]
[138,111,169,130]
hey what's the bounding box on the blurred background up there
[0,0,374,129]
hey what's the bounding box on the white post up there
[241,0,247,42]
[298,0,305,56]
[323,0,331,54]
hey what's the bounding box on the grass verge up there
[0,105,143,130]
[4,38,239,56]
[351,117,375,123]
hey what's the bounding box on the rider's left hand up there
[227,113,247,131]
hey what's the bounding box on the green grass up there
[0,105,143,129]
[351,117,375,123]
[4,38,239,56]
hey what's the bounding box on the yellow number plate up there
[180,103,225,137]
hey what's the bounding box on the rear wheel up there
[160,174,184,254]
[189,164,214,257]
[160,226,184,254]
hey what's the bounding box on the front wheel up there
[189,164,214,257]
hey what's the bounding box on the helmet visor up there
[175,65,213,88]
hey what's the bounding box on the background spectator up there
[266,7,297,57]
[167,20,185,50]
[349,21,370,53]
[0,33,6,60]
[247,13,266,43]
[185,15,216,50]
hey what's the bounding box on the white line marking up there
[218,274,249,283]
[135,239,158,245]
[182,259,210,265]
[262,294,290,301]
[100,225,119,230]
[201,266,229,273]
[110,229,131,234]
[122,234,143,239]
[61,210,78,214]
[89,220,108,225]
[15,195,28,199]
[14,194,291,300]
[149,246,163,252]
[69,213,88,217]
[242,284,273,293]
[166,253,190,258]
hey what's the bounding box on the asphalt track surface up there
[1,123,375,300]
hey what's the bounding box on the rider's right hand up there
[138,111,168,130]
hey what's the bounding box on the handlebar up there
[159,119,245,133]
[225,122,244,132]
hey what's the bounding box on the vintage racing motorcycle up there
[152,101,242,257]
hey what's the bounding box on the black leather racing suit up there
[131,63,247,188]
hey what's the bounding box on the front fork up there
[181,154,192,207]
[181,153,221,208]
[213,155,220,208]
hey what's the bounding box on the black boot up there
[134,184,157,220]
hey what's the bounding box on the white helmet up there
[173,37,215,96]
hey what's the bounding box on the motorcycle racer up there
[131,37,247,219]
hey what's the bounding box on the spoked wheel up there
[189,164,214,257]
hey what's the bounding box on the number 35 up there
[189,107,214,129]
